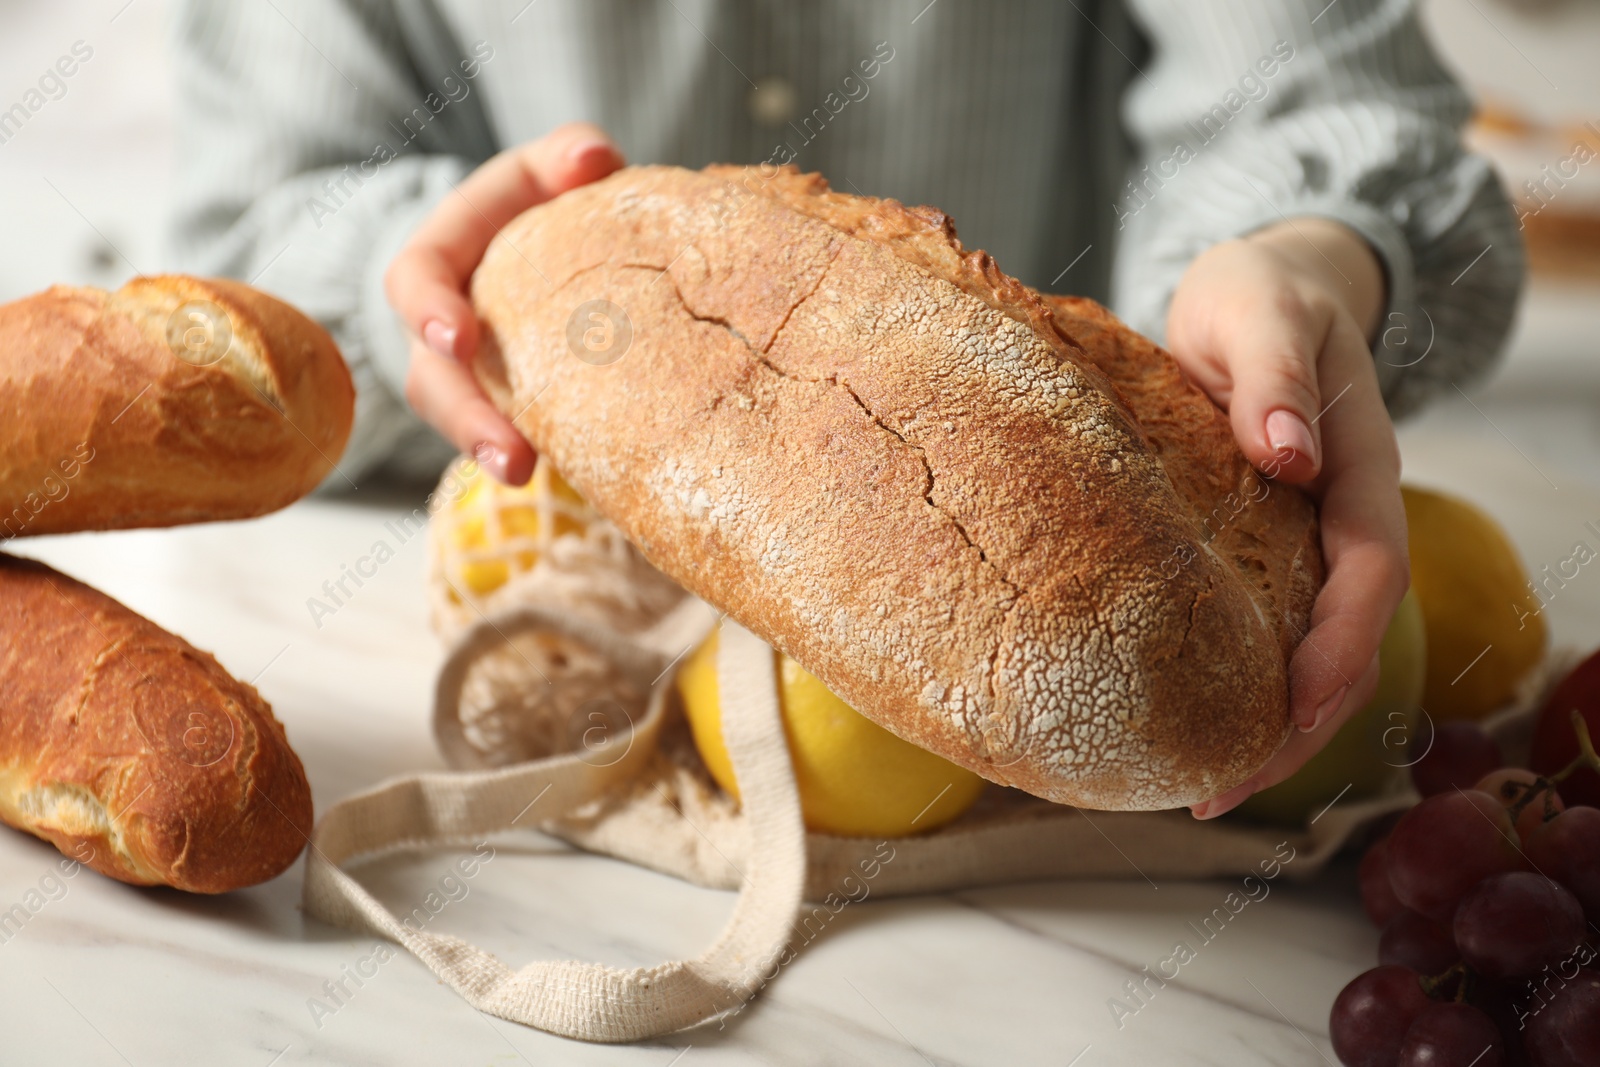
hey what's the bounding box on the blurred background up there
[0,0,1596,483]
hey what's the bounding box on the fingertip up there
[1192,783,1254,821]
[534,123,625,195]
[473,438,536,487]
[499,443,536,486]
[388,249,479,347]
[1265,409,1320,474]
[1229,406,1318,485]
[1257,446,1318,485]
[473,441,508,484]
[568,138,624,177]
[1206,315,1325,482]
[421,313,482,364]
[1297,683,1349,733]
[422,319,461,362]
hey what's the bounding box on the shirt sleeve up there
[167,0,498,482]
[1112,0,1524,418]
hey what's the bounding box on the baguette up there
[0,553,312,892]
[470,165,1323,810]
[0,275,354,538]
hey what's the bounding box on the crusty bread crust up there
[0,276,353,538]
[0,554,312,892]
[709,166,1321,661]
[1041,294,1323,670]
[472,165,1322,810]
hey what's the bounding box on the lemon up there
[441,458,593,601]
[1402,485,1546,721]
[676,627,987,837]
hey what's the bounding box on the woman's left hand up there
[1163,218,1411,819]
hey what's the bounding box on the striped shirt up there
[169,0,1523,481]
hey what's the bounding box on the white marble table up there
[2,424,1597,1067]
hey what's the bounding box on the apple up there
[1530,647,1600,808]
[1235,590,1427,826]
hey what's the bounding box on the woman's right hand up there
[384,122,625,484]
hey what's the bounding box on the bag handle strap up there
[301,611,806,1043]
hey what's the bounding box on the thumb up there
[1219,307,1327,484]
[519,121,626,198]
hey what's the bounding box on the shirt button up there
[748,77,796,126]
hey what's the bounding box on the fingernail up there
[1193,784,1254,821]
[475,442,510,483]
[423,319,458,361]
[568,138,618,166]
[1301,685,1349,733]
[1265,409,1317,472]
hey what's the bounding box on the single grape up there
[1477,768,1567,841]
[1360,835,1406,928]
[1454,872,1586,980]
[1388,790,1528,922]
[1524,969,1600,1067]
[1330,965,1431,1067]
[1528,648,1600,809]
[1527,806,1600,925]
[1396,1001,1505,1067]
[1380,909,1460,975]
[1412,722,1504,798]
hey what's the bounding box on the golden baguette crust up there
[0,554,312,892]
[471,164,1323,810]
[0,276,353,537]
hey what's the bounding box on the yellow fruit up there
[1236,589,1427,826]
[498,503,541,539]
[458,558,511,596]
[440,457,595,599]
[1403,485,1545,721]
[677,628,987,837]
[451,513,488,550]
[455,472,487,508]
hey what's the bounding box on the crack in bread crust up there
[654,261,1024,621]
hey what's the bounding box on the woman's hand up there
[384,122,625,485]
[1166,218,1410,819]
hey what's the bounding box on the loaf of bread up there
[0,275,354,538]
[469,165,1323,810]
[0,553,312,892]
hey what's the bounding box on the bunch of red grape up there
[1331,712,1600,1066]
